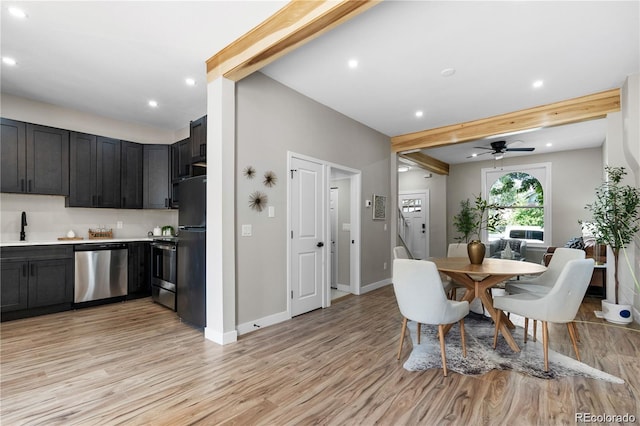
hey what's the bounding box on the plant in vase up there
[584,166,640,324]
[453,195,501,264]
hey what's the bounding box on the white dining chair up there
[492,258,595,372]
[505,247,586,296]
[393,246,454,295]
[393,259,469,376]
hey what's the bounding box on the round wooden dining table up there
[429,257,547,352]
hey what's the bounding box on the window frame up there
[481,162,552,247]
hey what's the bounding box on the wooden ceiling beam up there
[391,88,621,153]
[206,0,380,82]
[400,152,450,176]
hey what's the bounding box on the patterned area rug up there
[403,313,624,383]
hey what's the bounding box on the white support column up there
[204,76,237,344]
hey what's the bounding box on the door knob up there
[317,242,324,247]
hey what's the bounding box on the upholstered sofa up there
[489,239,527,261]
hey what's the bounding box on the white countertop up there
[1,237,153,247]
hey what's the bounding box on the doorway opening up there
[287,152,361,317]
[398,190,430,259]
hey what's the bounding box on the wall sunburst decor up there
[248,191,268,212]
[243,165,256,179]
[263,171,277,187]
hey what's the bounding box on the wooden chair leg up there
[438,324,448,377]
[460,319,467,358]
[524,317,529,343]
[397,318,408,360]
[451,288,457,300]
[542,321,549,372]
[417,323,421,345]
[533,320,537,342]
[493,309,502,349]
[567,322,581,361]
[570,321,580,342]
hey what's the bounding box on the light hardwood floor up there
[1,286,638,425]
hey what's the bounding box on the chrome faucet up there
[20,211,27,241]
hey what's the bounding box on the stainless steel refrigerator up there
[177,175,206,328]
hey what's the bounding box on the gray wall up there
[446,147,603,249]
[235,72,391,324]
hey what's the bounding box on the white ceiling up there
[2,1,638,164]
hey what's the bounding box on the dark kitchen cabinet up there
[68,132,121,208]
[128,242,150,299]
[172,138,191,180]
[121,141,143,209]
[143,144,170,209]
[1,246,74,321]
[1,119,69,195]
[190,115,207,164]
[1,260,29,312]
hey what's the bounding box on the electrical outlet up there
[116,221,123,229]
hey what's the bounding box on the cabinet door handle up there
[20,179,25,192]
[164,198,169,208]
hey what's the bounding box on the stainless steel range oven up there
[151,238,177,310]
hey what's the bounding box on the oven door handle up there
[152,244,176,251]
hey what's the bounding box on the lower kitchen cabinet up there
[1,246,74,321]
[128,242,150,299]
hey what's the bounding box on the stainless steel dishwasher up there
[74,243,128,303]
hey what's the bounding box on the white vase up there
[601,300,633,325]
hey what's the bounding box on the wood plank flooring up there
[1,286,638,425]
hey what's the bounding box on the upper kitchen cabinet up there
[143,144,170,209]
[68,132,121,208]
[1,119,69,195]
[121,141,143,209]
[190,115,207,165]
[172,138,191,180]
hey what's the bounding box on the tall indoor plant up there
[584,166,640,310]
[453,195,501,264]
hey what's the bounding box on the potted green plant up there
[584,166,640,324]
[453,195,501,264]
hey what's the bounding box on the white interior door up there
[399,191,429,259]
[290,157,325,316]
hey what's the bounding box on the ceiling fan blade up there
[474,146,494,150]
[505,147,535,152]
[466,151,493,158]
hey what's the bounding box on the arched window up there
[482,163,551,246]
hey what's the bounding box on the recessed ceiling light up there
[2,57,17,66]
[398,166,410,173]
[347,59,358,69]
[533,80,544,89]
[415,110,424,118]
[148,100,158,108]
[471,153,478,158]
[185,78,196,86]
[546,142,553,147]
[441,68,456,77]
[8,6,27,19]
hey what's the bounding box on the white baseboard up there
[336,283,350,292]
[236,310,291,336]
[204,327,238,345]
[358,278,392,295]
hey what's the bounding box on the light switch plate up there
[268,206,275,218]
[242,224,252,237]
